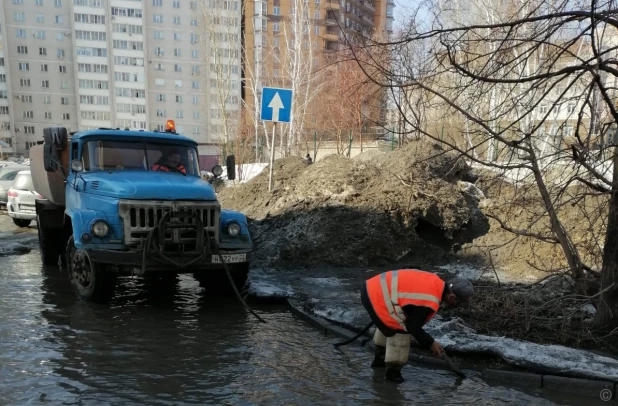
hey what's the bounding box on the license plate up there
[211,253,246,264]
[21,206,35,212]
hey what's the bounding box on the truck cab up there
[30,122,252,303]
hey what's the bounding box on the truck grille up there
[118,199,220,246]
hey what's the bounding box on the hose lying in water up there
[210,236,267,324]
[140,222,266,324]
[333,322,374,348]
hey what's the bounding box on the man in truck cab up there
[151,149,187,174]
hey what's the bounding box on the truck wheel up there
[67,237,117,303]
[13,219,31,227]
[37,217,63,266]
[194,263,249,296]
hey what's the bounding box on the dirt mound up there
[219,141,490,268]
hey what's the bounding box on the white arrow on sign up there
[268,92,284,122]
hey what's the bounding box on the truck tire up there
[13,219,31,227]
[37,216,63,266]
[67,237,117,303]
[194,263,249,296]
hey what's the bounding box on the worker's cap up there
[446,277,474,307]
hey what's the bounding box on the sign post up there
[260,87,293,192]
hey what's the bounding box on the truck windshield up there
[82,140,200,176]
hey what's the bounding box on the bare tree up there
[349,0,618,329]
[197,0,243,159]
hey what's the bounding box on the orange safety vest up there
[152,163,187,174]
[366,269,445,332]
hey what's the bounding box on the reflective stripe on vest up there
[367,270,445,332]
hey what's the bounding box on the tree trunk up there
[594,152,618,330]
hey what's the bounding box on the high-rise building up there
[0,0,241,165]
[242,0,394,131]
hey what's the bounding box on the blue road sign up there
[260,87,293,123]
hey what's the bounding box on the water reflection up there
[0,250,605,406]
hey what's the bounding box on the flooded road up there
[0,217,607,405]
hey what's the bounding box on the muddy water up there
[0,221,607,405]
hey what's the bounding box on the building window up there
[176,111,183,118]
[314,26,319,35]
[60,81,68,89]
[190,1,197,9]
[25,128,36,136]
[43,96,51,104]
[153,0,162,5]
[42,80,49,88]
[57,49,65,58]
[173,0,180,7]
[173,16,181,25]
[61,97,69,105]
[63,113,70,120]
[19,63,30,71]
[153,15,163,23]
[273,6,280,15]
[192,50,198,58]
[14,12,26,22]
[154,47,164,56]
[55,16,63,24]
[16,29,27,38]
[154,31,163,39]
[36,0,43,5]
[193,127,199,134]
[36,15,45,23]
[59,65,66,73]
[157,94,166,102]
[39,47,47,56]
[55,0,61,6]
[41,64,48,72]
[273,22,280,32]
[174,32,181,41]
[0,58,3,67]
[56,32,64,41]
[175,64,182,72]
[191,18,198,26]
[174,49,181,57]
[13,0,24,3]
[176,95,183,103]
[36,31,46,39]
[193,111,199,119]
[314,10,320,19]
[45,112,52,119]
[17,46,28,54]
[192,81,199,89]
[21,95,33,103]
[23,111,34,119]
[190,33,199,43]
[192,65,199,75]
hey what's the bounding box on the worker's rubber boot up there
[384,365,405,384]
[371,345,386,368]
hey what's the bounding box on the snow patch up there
[223,163,268,185]
[246,270,294,299]
[302,277,342,287]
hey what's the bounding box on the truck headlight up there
[92,220,110,237]
[227,222,241,236]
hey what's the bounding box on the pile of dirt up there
[218,141,491,268]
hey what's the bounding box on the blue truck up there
[30,121,252,302]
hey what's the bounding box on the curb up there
[287,298,618,401]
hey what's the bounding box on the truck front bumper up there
[86,248,251,272]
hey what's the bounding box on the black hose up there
[211,239,267,324]
[333,322,374,348]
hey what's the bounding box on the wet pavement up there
[0,215,610,405]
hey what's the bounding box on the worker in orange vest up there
[361,269,474,383]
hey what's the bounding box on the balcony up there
[325,0,340,10]
[323,32,339,42]
[356,0,375,12]
[325,18,338,26]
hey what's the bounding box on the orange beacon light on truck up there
[165,119,176,133]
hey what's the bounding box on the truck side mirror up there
[226,155,235,181]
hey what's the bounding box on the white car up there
[7,170,41,227]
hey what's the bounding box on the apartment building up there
[0,0,242,164]
[243,0,394,118]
